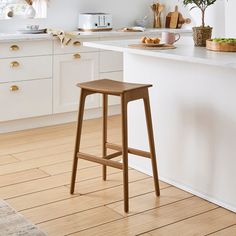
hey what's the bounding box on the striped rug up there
[0,199,46,236]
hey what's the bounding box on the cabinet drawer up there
[0,40,52,59]
[100,51,123,72]
[0,56,52,83]
[0,79,52,122]
[53,38,99,54]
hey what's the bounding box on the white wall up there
[168,0,226,37]
[0,0,153,32]
[225,0,236,37]
[0,0,233,37]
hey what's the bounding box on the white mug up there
[162,32,180,45]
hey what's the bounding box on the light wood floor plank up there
[0,117,102,147]
[0,133,121,157]
[146,208,236,236]
[0,126,121,156]
[7,186,77,211]
[0,154,19,166]
[0,151,74,176]
[68,170,156,195]
[70,197,217,236]
[20,178,167,224]
[8,169,148,211]
[0,116,119,144]
[107,186,193,216]
[0,135,69,156]
[38,206,122,236]
[39,160,94,176]
[0,169,49,187]
[12,143,74,161]
[0,166,120,199]
[208,224,236,235]
[0,122,75,142]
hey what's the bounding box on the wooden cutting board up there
[177,12,191,28]
[128,44,176,50]
[166,6,179,29]
[170,6,179,29]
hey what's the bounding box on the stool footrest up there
[106,142,151,159]
[77,152,123,170]
[105,151,123,160]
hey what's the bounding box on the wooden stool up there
[70,79,160,212]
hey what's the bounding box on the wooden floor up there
[0,115,236,236]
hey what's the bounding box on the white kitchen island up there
[84,39,236,212]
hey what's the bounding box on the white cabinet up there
[0,56,52,83]
[0,79,52,122]
[100,51,123,73]
[0,40,53,123]
[53,38,99,54]
[53,52,99,113]
[0,40,52,59]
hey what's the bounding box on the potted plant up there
[182,0,217,47]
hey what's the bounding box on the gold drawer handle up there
[73,41,81,46]
[10,61,20,68]
[10,85,19,91]
[10,45,20,51]
[73,53,81,59]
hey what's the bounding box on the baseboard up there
[128,162,236,213]
[0,105,120,134]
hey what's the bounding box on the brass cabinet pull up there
[10,61,20,68]
[73,41,81,46]
[73,53,81,59]
[10,45,20,51]
[10,85,19,91]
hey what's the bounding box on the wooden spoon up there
[156,4,165,28]
[151,4,157,28]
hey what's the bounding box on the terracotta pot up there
[192,27,213,47]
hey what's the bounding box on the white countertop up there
[0,33,53,42]
[78,28,191,37]
[84,39,236,69]
[0,28,191,43]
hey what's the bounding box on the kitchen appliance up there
[78,13,112,31]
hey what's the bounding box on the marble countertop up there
[0,28,191,43]
[84,39,236,69]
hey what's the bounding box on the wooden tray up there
[128,44,176,50]
[79,28,112,32]
[206,40,236,52]
[117,28,143,32]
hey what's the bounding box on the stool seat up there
[78,79,152,95]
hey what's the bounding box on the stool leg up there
[121,94,129,212]
[70,89,87,194]
[102,94,108,181]
[143,89,160,196]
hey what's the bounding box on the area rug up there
[0,199,46,236]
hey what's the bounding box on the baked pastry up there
[145,37,153,44]
[141,36,147,43]
[153,38,160,44]
[141,37,161,45]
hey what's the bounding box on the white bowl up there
[135,19,147,27]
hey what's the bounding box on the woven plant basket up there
[192,27,212,47]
